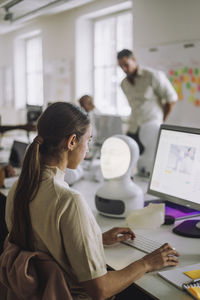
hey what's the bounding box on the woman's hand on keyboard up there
[142,243,179,272]
[102,227,135,245]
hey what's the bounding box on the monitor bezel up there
[147,124,200,211]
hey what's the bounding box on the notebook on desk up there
[158,263,200,289]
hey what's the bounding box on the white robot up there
[95,135,144,218]
[137,122,160,177]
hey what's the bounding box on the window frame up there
[93,9,133,116]
[24,34,44,106]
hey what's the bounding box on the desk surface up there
[1,172,199,299]
[73,175,200,300]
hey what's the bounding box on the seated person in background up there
[78,94,100,137]
[0,164,15,188]
[79,94,100,157]
[79,95,95,113]
[5,102,179,300]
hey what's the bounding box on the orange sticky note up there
[191,87,196,94]
[188,287,200,299]
[194,99,200,107]
[191,76,196,83]
[184,270,200,279]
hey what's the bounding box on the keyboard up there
[122,233,163,253]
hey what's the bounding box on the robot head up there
[100,135,139,179]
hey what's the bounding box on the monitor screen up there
[94,114,123,145]
[9,140,28,168]
[26,105,43,123]
[148,124,200,211]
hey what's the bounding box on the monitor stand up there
[173,220,200,238]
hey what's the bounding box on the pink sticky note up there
[169,69,174,76]
[188,68,193,75]
[198,85,200,92]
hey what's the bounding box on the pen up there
[184,278,200,285]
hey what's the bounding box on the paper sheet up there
[126,203,165,229]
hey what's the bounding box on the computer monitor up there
[9,140,28,168]
[26,105,43,123]
[94,114,123,145]
[148,124,200,238]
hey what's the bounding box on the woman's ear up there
[67,134,77,151]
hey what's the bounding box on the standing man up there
[117,49,178,153]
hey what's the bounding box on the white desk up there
[73,176,200,300]
[1,171,200,299]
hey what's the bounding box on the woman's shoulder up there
[53,179,83,208]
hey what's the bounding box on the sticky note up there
[178,69,183,75]
[195,99,200,107]
[191,76,196,83]
[188,68,193,75]
[186,82,191,89]
[178,92,183,100]
[194,68,199,76]
[174,79,179,85]
[188,287,200,299]
[169,70,174,76]
[191,87,196,94]
[184,270,200,279]
[189,95,194,103]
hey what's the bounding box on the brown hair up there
[9,102,90,250]
[117,49,134,60]
[79,95,93,106]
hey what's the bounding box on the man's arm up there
[163,102,175,121]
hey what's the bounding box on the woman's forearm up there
[82,258,148,300]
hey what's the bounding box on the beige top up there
[6,166,107,300]
[121,67,178,133]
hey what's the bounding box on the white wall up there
[132,0,200,128]
[133,0,200,51]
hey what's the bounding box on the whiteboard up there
[44,58,71,103]
[138,41,200,128]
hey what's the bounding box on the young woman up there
[5,102,179,300]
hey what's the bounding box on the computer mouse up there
[163,215,175,225]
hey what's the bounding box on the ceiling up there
[0,0,94,34]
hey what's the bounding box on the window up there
[14,31,43,108]
[25,36,43,106]
[94,12,132,116]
